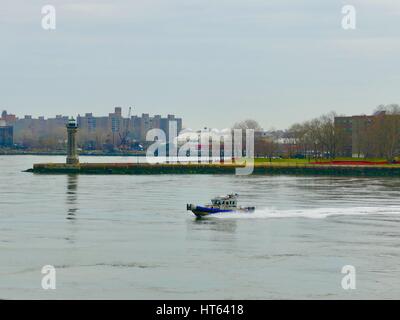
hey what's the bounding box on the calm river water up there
[1,156,400,299]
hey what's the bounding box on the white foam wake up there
[212,206,400,219]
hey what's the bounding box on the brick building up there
[334,111,400,157]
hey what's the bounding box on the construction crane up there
[119,106,132,151]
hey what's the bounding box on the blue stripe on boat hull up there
[191,206,233,217]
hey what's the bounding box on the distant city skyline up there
[1,0,399,130]
[0,104,393,131]
[1,107,183,149]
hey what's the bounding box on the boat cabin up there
[210,194,238,209]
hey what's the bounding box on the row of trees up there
[15,127,66,150]
[286,112,337,159]
[233,115,338,159]
[14,127,122,151]
[234,104,400,161]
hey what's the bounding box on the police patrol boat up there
[186,194,255,218]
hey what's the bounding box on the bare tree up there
[318,112,336,158]
[374,104,400,115]
[255,138,277,160]
[287,123,309,157]
[232,119,262,131]
[286,112,339,159]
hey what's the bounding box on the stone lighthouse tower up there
[66,117,79,165]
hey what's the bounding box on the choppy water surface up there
[1,156,400,299]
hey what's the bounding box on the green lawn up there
[254,158,309,164]
[253,157,390,164]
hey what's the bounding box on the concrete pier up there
[26,162,400,176]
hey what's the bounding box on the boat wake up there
[212,205,400,219]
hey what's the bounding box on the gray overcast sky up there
[1,0,399,130]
